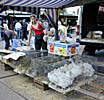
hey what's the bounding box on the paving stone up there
[0,81,25,100]
[0,68,16,79]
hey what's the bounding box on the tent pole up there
[0,20,2,40]
[55,8,60,40]
[55,21,58,40]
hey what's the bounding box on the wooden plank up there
[34,79,44,86]
[34,82,45,90]
[33,78,49,90]
[1,58,15,69]
[95,72,104,76]
[74,88,104,100]
[34,80,49,90]
[25,73,34,78]
[0,73,18,79]
[0,69,17,79]
[0,49,14,54]
[49,77,95,94]
[88,82,104,90]
[1,64,13,71]
[34,82,49,90]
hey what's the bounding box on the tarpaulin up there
[0,0,74,8]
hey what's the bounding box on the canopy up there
[0,0,103,8]
[0,5,40,14]
[0,0,74,8]
[0,0,75,15]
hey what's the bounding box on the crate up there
[34,78,49,90]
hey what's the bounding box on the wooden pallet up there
[1,53,104,98]
[48,74,104,100]
[75,81,104,100]
[1,63,13,71]
[49,76,96,94]
[74,74,104,100]
[1,57,16,69]
[1,56,49,90]
[0,49,14,54]
[33,77,49,90]
[74,87,104,100]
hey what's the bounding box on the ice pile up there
[48,59,94,89]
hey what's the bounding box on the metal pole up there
[0,20,2,40]
[55,27,58,40]
[55,9,59,40]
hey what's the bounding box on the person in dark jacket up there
[21,19,27,40]
[3,27,16,49]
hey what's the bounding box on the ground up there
[0,40,104,100]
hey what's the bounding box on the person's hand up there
[27,44,30,50]
[27,40,30,46]
[43,35,48,42]
[14,31,17,36]
[43,30,47,35]
[27,43,30,47]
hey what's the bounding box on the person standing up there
[2,22,9,40]
[27,16,35,49]
[3,27,16,50]
[15,21,22,39]
[27,15,48,55]
[21,19,27,40]
[27,16,32,33]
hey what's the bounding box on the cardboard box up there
[92,33,102,39]
[92,31,103,40]
[48,41,79,56]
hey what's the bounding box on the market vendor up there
[27,14,48,55]
[3,26,17,50]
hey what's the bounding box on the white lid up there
[93,31,103,34]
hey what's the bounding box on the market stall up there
[0,0,102,98]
